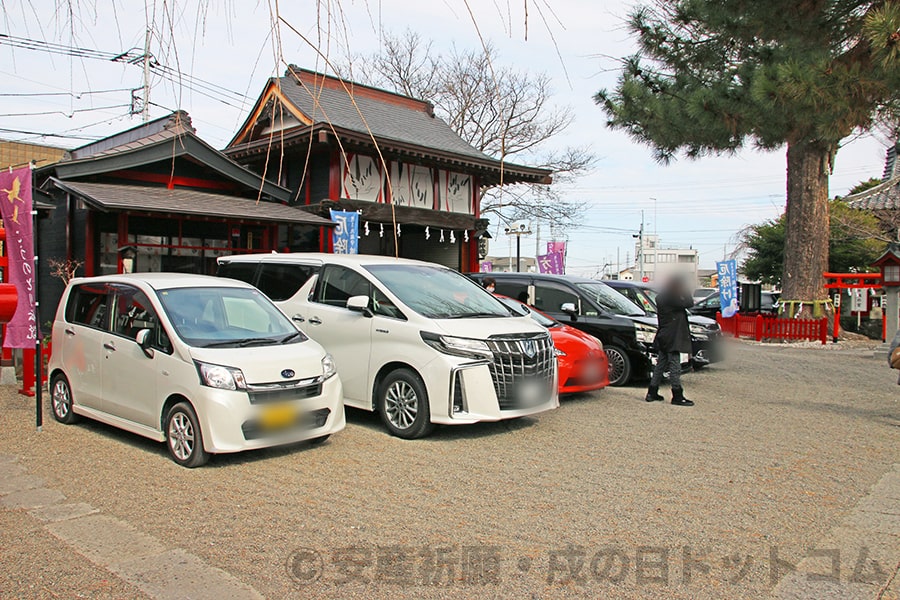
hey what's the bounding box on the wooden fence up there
[716,312,828,345]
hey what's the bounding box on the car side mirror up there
[560,302,578,322]
[135,328,154,358]
[347,295,374,318]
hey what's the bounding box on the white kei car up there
[48,273,345,467]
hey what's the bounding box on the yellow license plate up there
[259,404,297,430]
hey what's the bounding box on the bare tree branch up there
[341,29,596,228]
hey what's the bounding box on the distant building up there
[697,268,717,286]
[632,234,698,286]
[484,255,537,273]
[618,268,634,281]
[0,139,67,169]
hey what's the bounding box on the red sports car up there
[496,296,609,394]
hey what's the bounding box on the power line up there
[0,32,253,111]
[0,126,99,141]
[2,103,131,118]
[0,87,132,97]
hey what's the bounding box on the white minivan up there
[217,253,559,439]
[48,273,345,467]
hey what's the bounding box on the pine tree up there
[596,0,900,315]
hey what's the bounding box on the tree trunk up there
[781,140,830,318]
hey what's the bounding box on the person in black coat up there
[645,276,695,406]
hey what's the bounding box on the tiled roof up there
[226,69,553,185]
[49,180,333,226]
[69,111,194,159]
[846,142,900,211]
[277,70,491,161]
[43,111,291,203]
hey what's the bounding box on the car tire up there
[50,374,79,424]
[165,402,209,468]
[308,434,330,445]
[377,368,436,439]
[604,346,632,387]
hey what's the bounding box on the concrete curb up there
[772,464,900,599]
[0,453,264,600]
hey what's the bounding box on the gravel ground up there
[0,339,898,599]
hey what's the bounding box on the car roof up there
[471,272,603,285]
[219,252,444,268]
[68,272,256,291]
[605,280,656,290]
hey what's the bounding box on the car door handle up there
[308,317,322,326]
[64,328,76,336]
[103,342,116,351]
[292,314,305,323]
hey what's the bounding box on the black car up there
[469,272,658,386]
[691,290,780,319]
[605,280,724,369]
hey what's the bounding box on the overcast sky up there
[0,0,892,272]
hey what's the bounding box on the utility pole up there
[141,27,151,122]
[616,247,620,280]
[633,210,645,282]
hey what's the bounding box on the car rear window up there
[66,283,111,330]
[256,263,318,301]
[217,262,258,286]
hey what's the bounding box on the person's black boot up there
[645,385,664,402]
[671,387,694,407]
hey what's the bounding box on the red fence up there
[716,312,828,345]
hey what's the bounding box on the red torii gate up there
[823,272,884,342]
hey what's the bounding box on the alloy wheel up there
[384,380,418,430]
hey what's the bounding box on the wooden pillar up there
[84,212,95,277]
[116,213,128,274]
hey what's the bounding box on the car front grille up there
[246,377,323,405]
[485,333,555,410]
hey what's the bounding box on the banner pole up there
[33,204,41,431]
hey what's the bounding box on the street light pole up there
[505,222,533,273]
[516,235,522,272]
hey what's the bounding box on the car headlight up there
[421,332,493,360]
[634,323,657,344]
[322,353,337,380]
[689,324,709,339]
[196,361,247,390]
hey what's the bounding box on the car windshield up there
[631,287,659,314]
[575,282,645,316]
[365,264,512,319]
[496,296,556,328]
[157,286,305,348]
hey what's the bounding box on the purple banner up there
[547,242,566,272]
[0,166,35,348]
[547,241,566,255]
[537,251,564,275]
[479,261,493,273]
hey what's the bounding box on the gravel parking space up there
[1,339,898,599]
